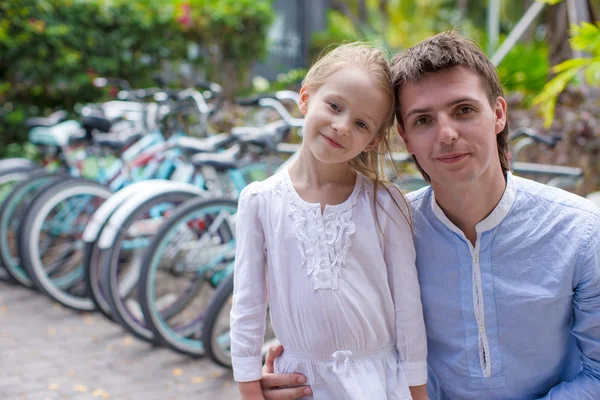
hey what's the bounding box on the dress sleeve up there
[230,185,269,382]
[381,186,428,386]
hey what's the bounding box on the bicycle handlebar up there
[510,127,561,148]
[257,98,304,128]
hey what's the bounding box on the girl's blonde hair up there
[303,42,412,230]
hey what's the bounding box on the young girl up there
[230,43,427,400]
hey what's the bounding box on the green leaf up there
[533,68,580,127]
[552,58,591,74]
[535,0,564,4]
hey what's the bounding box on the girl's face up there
[298,66,390,165]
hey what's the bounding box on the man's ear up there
[494,96,507,135]
[298,86,310,115]
[397,122,413,154]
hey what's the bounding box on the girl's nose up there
[332,117,351,136]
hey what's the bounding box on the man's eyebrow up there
[404,97,484,120]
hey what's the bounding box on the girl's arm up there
[381,187,428,392]
[230,186,269,388]
[409,384,429,400]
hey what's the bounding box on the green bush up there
[0,0,274,156]
[533,21,600,127]
[497,40,550,102]
[174,0,274,96]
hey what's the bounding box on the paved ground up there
[0,281,242,400]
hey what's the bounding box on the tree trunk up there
[545,2,573,67]
[456,0,468,20]
[546,0,596,67]
[358,0,367,25]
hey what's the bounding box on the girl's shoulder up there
[360,177,410,215]
[239,169,288,202]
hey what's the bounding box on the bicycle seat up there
[25,110,68,128]
[190,144,241,170]
[92,120,143,149]
[175,134,235,155]
[81,110,122,134]
[230,120,290,150]
[28,120,87,147]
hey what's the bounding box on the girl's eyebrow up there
[327,93,378,127]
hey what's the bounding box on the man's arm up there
[260,346,311,400]
[539,216,600,399]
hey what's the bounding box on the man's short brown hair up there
[390,31,510,183]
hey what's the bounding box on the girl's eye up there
[355,121,368,130]
[329,102,340,112]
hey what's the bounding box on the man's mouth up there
[436,153,468,164]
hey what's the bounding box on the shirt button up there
[474,255,479,263]
[479,326,484,333]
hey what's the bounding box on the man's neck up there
[432,170,507,246]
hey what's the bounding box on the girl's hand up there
[261,345,312,399]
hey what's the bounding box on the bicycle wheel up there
[19,178,112,309]
[138,197,238,356]
[82,181,173,321]
[0,171,68,288]
[201,272,234,367]
[202,272,277,369]
[101,190,199,343]
[0,165,43,282]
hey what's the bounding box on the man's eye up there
[458,106,474,115]
[329,103,340,111]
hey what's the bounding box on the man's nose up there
[436,115,459,145]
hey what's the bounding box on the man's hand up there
[260,345,312,399]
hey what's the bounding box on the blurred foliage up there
[510,87,600,193]
[533,21,600,126]
[173,0,274,96]
[251,68,306,94]
[309,0,550,99]
[0,0,273,155]
[497,41,551,101]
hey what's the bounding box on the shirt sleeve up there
[230,185,269,382]
[381,186,428,386]
[539,214,600,399]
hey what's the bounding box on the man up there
[258,32,600,399]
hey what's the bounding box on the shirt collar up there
[430,172,518,235]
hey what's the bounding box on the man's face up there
[397,66,507,189]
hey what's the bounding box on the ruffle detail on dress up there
[285,174,362,290]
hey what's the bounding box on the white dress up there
[230,168,427,400]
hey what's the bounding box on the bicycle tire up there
[0,171,68,288]
[202,271,277,369]
[138,197,238,356]
[19,178,112,309]
[101,190,199,343]
[201,272,234,367]
[0,165,43,282]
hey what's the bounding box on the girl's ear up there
[364,134,383,152]
[299,86,310,115]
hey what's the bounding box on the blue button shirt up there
[408,173,600,399]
